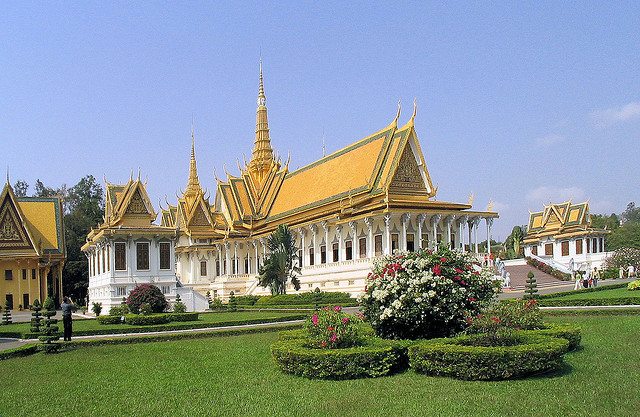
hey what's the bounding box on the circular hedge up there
[408,333,569,380]
[271,337,409,380]
[521,323,581,351]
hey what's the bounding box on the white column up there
[445,216,453,249]
[299,230,306,267]
[234,242,239,274]
[417,214,425,250]
[473,217,480,253]
[349,221,357,260]
[336,225,343,262]
[253,241,259,272]
[224,242,231,275]
[217,245,222,276]
[401,213,410,251]
[364,217,374,258]
[431,214,441,249]
[486,218,493,255]
[310,224,317,264]
[321,220,329,263]
[384,214,391,255]
[458,215,468,252]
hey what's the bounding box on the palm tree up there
[510,226,525,257]
[258,224,301,295]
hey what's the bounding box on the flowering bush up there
[464,314,514,346]
[628,280,640,291]
[526,257,570,280]
[126,284,168,314]
[303,306,362,349]
[605,247,640,269]
[360,247,497,340]
[464,299,543,346]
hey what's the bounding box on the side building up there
[523,201,610,269]
[160,67,499,300]
[0,181,65,309]
[82,177,207,312]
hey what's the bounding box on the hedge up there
[0,344,39,361]
[409,333,569,380]
[271,337,409,379]
[538,298,640,307]
[240,303,358,310]
[168,312,200,322]
[18,314,306,339]
[542,308,640,316]
[522,323,581,351]
[538,283,629,299]
[124,314,172,326]
[97,315,123,325]
[256,292,355,306]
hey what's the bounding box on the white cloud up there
[526,186,586,204]
[491,201,509,212]
[535,133,564,146]
[591,101,640,127]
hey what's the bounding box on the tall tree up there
[258,224,301,295]
[62,175,104,302]
[33,179,57,197]
[622,202,640,224]
[13,180,29,197]
[591,213,620,230]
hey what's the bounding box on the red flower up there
[465,317,474,325]
[432,264,442,276]
[321,341,327,348]
[491,316,501,324]
[333,305,342,312]
[342,317,350,324]
[327,326,334,331]
[455,268,464,274]
[440,257,447,263]
[468,297,477,302]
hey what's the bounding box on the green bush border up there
[538,298,640,307]
[240,303,358,310]
[542,308,640,316]
[271,337,409,379]
[522,323,581,351]
[409,333,569,380]
[538,283,629,299]
[13,315,306,339]
[0,344,39,361]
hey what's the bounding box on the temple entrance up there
[5,294,13,310]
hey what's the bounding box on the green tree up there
[258,224,301,295]
[622,202,640,224]
[33,179,57,198]
[13,180,29,197]
[523,271,539,299]
[591,213,620,231]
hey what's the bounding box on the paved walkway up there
[499,277,636,299]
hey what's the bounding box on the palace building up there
[523,201,610,269]
[0,181,65,310]
[156,66,499,302]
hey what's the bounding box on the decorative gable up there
[0,188,34,250]
[125,189,150,215]
[389,145,427,195]
[189,203,211,227]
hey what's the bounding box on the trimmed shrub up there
[228,291,238,312]
[124,314,171,326]
[235,295,260,306]
[109,304,129,317]
[628,280,640,291]
[173,294,187,313]
[538,298,640,307]
[522,323,581,351]
[38,297,60,352]
[524,271,539,299]
[278,329,307,341]
[271,337,409,379]
[30,299,43,333]
[92,302,102,317]
[538,283,628,299]
[409,333,569,380]
[210,298,226,310]
[97,315,123,325]
[2,300,12,324]
[360,247,496,339]
[0,344,39,360]
[126,284,168,314]
[490,299,543,330]
[168,312,199,322]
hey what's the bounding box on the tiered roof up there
[524,201,607,243]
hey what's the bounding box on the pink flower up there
[432,264,442,276]
[333,305,342,312]
[311,314,319,326]
[342,317,350,324]
[440,257,447,263]
[321,341,327,348]
[329,333,338,343]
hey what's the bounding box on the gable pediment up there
[0,187,35,250]
[389,144,428,195]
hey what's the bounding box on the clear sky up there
[2,1,639,239]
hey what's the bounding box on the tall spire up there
[185,127,202,197]
[249,59,275,173]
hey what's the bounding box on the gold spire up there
[185,128,202,197]
[249,60,275,174]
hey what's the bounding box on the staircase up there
[504,264,569,290]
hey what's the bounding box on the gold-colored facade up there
[0,182,65,308]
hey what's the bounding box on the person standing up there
[583,268,591,288]
[619,266,625,280]
[628,264,636,279]
[592,266,600,287]
[61,297,76,341]
[574,271,582,290]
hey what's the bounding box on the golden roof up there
[524,201,606,243]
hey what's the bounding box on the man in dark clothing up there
[61,297,76,341]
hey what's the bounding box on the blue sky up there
[2,1,639,239]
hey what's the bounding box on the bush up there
[538,298,640,307]
[525,257,571,280]
[521,323,581,351]
[409,333,569,380]
[30,299,42,333]
[97,315,123,325]
[210,298,226,310]
[628,280,640,291]
[173,294,187,313]
[126,284,168,314]
[0,344,39,361]
[303,306,362,349]
[271,337,409,379]
[524,271,539,299]
[490,299,544,330]
[92,302,102,317]
[168,312,199,322]
[228,291,238,312]
[605,247,640,269]
[124,314,171,326]
[2,299,12,324]
[235,295,260,306]
[38,297,60,348]
[360,247,496,340]
[538,283,628,299]
[109,304,129,317]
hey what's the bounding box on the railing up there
[529,253,572,274]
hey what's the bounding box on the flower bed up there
[271,337,409,379]
[408,333,569,380]
[526,257,571,280]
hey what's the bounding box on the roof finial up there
[258,58,266,107]
[185,125,202,196]
[5,166,9,185]
[395,99,402,122]
[322,127,326,157]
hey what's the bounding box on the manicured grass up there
[0,315,639,416]
[548,287,639,300]
[0,311,303,338]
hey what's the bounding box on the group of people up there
[619,264,636,279]
[573,266,601,290]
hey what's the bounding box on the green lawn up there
[0,311,303,337]
[549,287,639,300]
[0,315,638,416]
